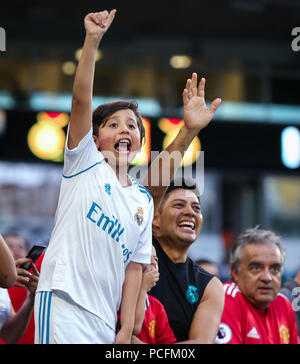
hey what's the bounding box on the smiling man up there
[216,227,299,344]
[149,178,224,343]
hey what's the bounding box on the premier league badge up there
[134,207,144,226]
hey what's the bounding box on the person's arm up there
[134,268,159,335]
[115,262,143,344]
[133,289,147,336]
[0,234,17,288]
[0,261,39,344]
[131,335,146,344]
[143,74,221,211]
[178,277,224,344]
[68,9,116,150]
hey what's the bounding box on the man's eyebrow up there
[248,261,282,268]
[248,261,263,266]
[171,198,200,205]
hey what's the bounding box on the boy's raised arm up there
[143,73,222,211]
[68,10,116,150]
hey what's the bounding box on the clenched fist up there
[84,9,117,39]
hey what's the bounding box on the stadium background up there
[0,0,299,281]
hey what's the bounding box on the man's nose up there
[260,269,273,282]
[182,204,195,215]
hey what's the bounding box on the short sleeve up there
[63,126,104,178]
[130,198,154,265]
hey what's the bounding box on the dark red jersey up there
[137,295,176,344]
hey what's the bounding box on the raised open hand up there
[84,9,117,38]
[183,73,222,132]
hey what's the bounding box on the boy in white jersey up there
[35,9,222,344]
[35,9,153,344]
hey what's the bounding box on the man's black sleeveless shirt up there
[150,239,214,342]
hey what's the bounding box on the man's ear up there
[231,266,239,283]
[152,211,161,237]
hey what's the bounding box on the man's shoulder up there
[223,281,243,301]
[130,180,153,205]
[221,282,248,320]
[272,292,295,311]
[187,257,214,279]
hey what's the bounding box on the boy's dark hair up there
[92,100,145,142]
[158,177,200,211]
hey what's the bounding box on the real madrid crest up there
[134,207,144,226]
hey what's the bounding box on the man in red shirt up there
[216,227,299,344]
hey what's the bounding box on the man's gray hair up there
[230,227,286,271]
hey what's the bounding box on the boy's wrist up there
[141,283,150,294]
[84,33,103,48]
[119,322,134,336]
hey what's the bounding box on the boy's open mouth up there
[114,139,132,153]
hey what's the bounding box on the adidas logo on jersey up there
[223,283,240,298]
[247,327,260,339]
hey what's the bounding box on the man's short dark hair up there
[92,100,145,143]
[158,177,200,211]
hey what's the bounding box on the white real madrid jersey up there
[37,127,153,330]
